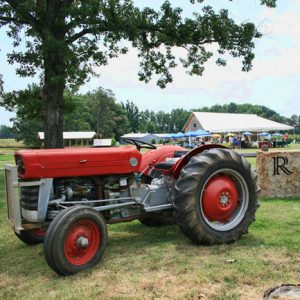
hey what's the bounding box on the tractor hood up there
[15,146,142,179]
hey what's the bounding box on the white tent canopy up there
[121,133,150,139]
[121,133,163,144]
[183,112,294,133]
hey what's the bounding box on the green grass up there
[0,139,24,148]
[0,153,14,169]
[1,169,300,299]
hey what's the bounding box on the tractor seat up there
[154,160,176,171]
[154,151,187,171]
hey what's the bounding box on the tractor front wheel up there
[174,148,259,245]
[44,206,107,276]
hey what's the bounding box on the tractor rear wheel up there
[44,206,107,275]
[174,148,259,244]
[15,228,46,245]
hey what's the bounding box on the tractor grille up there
[20,186,39,211]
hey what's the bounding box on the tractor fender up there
[172,144,227,179]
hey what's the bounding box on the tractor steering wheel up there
[122,138,157,151]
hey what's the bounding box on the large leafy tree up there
[0,0,276,148]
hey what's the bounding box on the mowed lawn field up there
[0,143,300,299]
[0,139,24,148]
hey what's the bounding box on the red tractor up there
[4,139,259,275]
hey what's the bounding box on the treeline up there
[1,84,299,146]
[0,125,16,138]
[0,85,191,145]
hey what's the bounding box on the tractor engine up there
[54,178,98,202]
[20,174,137,223]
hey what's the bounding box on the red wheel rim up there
[31,228,47,237]
[64,220,100,266]
[202,175,239,223]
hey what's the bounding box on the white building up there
[38,131,96,147]
[183,112,293,133]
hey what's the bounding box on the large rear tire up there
[44,206,107,276]
[174,148,260,244]
[15,228,46,245]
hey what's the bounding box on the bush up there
[290,135,300,143]
[111,137,116,146]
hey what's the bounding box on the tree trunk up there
[40,2,67,148]
[42,52,65,149]
[42,82,64,148]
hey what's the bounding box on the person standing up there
[241,135,246,149]
[284,132,289,147]
[229,135,233,147]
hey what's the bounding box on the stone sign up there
[256,150,300,198]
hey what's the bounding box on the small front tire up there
[44,206,107,276]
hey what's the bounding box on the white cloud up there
[90,3,300,96]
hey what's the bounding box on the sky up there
[0,0,300,126]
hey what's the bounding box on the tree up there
[0,125,15,138]
[122,100,140,132]
[138,109,154,133]
[86,88,129,139]
[288,115,300,134]
[0,84,43,147]
[63,92,92,132]
[170,109,191,132]
[156,111,171,133]
[0,1,276,148]
[112,103,130,140]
